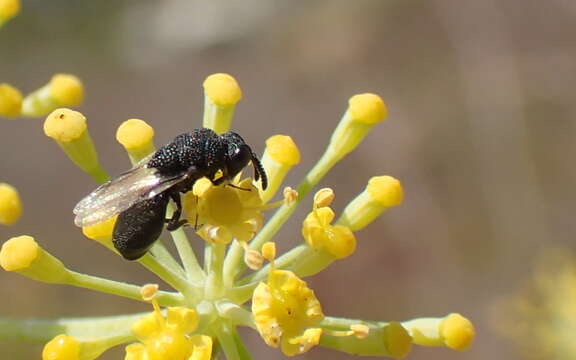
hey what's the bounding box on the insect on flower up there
[73,128,268,260]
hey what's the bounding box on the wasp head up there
[221,131,268,190]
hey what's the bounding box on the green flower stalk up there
[0,73,475,359]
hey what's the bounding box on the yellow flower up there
[0,83,22,117]
[2,72,474,360]
[302,206,356,259]
[252,268,324,356]
[126,285,210,360]
[183,177,264,244]
[0,182,22,225]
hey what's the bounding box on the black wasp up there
[73,128,267,260]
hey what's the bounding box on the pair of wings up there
[73,155,191,227]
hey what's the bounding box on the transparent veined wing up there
[73,162,188,227]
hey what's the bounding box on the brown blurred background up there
[1,0,575,359]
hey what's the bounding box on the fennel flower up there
[1,73,474,359]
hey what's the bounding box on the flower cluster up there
[0,73,475,359]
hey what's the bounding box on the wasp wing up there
[73,163,188,227]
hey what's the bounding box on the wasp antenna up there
[251,151,268,190]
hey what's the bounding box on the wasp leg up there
[166,192,188,231]
[226,183,251,191]
[211,176,226,186]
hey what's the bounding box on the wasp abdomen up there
[112,193,170,260]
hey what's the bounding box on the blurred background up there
[1,0,575,359]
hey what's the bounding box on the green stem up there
[167,204,205,284]
[149,241,185,277]
[88,165,110,184]
[138,253,190,295]
[0,313,142,342]
[205,243,226,299]
[214,321,240,360]
[65,271,183,306]
[319,317,408,357]
[222,240,243,287]
[215,301,256,330]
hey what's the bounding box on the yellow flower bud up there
[348,93,387,125]
[22,74,84,117]
[402,313,475,351]
[439,313,475,350]
[0,235,68,283]
[44,108,108,183]
[0,83,22,118]
[327,93,387,162]
[260,135,301,202]
[42,335,80,360]
[338,176,403,231]
[264,135,300,166]
[0,235,37,271]
[0,0,19,25]
[203,73,242,107]
[116,119,155,164]
[367,176,403,207]
[44,108,87,142]
[202,73,242,134]
[49,74,84,107]
[0,183,22,225]
[82,215,117,249]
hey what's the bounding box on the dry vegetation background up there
[1,0,575,359]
